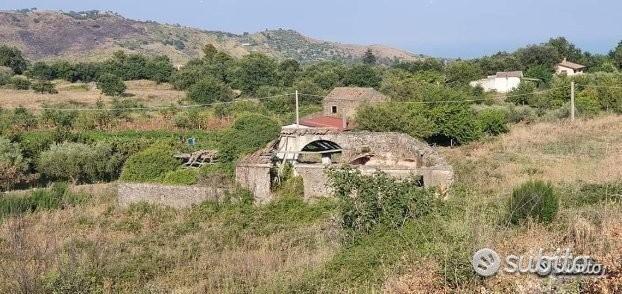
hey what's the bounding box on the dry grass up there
[0,80,185,110]
[443,115,622,195]
[383,115,622,293]
[0,184,338,293]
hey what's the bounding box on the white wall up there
[470,76,520,93]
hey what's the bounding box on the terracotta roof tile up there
[300,116,348,130]
[324,87,388,102]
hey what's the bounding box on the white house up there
[469,71,523,93]
[555,58,586,76]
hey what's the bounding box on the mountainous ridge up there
[0,9,424,65]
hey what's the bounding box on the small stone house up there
[555,58,586,76]
[323,87,388,119]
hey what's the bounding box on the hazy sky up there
[1,0,621,58]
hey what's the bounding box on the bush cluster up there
[507,180,559,225]
[0,182,88,219]
[328,168,436,237]
[120,144,180,182]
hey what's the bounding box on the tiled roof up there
[495,71,523,78]
[300,116,348,130]
[324,87,388,102]
[558,59,586,70]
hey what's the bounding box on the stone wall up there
[234,163,273,203]
[118,183,227,209]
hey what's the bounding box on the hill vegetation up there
[0,9,422,65]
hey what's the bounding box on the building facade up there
[322,87,388,118]
[555,58,586,76]
[469,71,523,93]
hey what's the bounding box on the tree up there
[355,102,436,139]
[611,41,622,69]
[515,45,560,70]
[235,53,278,94]
[547,37,582,62]
[187,77,234,103]
[145,55,174,83]
[202,44,218,61]
[278,59,301,87]
[97,73,126,96]
[27,61,55,80]
[525,65,553,85]
[38,142,124,184]
[362,48,377,65]
[0,137,30,191]
[344,64,382,88]
[0,45,28,74]
[444,60,482,85]
[507,81,536,106]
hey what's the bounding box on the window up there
[331,105,337,114]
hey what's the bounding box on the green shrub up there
[355,102,436,139]
[9,76,31,90]
[477,108,509,135]
[120,144,180,182]
[576,88,602,117]
[0,137,30,190]
[218,113,280,161]
[32,80,58,94]
[328,169,435,237]
[37,142,123,183]
[97,73,126,96]
[0,73,10,86]
[429,103,482,145]
[159,168,198,185]
[507,180,558,225]
[186,76,234,104]
[0,182,88,219]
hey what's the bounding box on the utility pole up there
[295,90,300,125]
[570,81,575,121]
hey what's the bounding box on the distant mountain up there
[0,9,425,66]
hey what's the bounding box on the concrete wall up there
[470,76,520,93]
[118,183,226,209]
[235,163,273,203]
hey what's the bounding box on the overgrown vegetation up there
[507,180,559,225]
[0,182,87,219]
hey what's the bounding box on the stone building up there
[322,87,389,119]
[235,127,454,203]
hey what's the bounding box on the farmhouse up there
[322,87,388,119]
[235,126,454,203]
[555,58,586,76]
[469,71,523,93]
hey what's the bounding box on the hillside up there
[0,9,423,65]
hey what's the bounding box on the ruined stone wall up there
[296,165,331,200]
[235,163,273,203]
[118,183,226,209]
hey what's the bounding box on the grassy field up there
[0,80,185,110]
[0,115,621,293]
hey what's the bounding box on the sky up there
[1,0,621,58]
